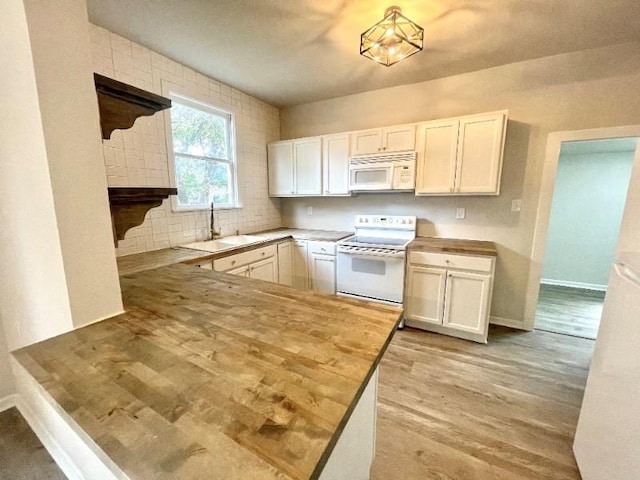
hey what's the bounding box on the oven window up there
[352,257,386,275]
[354,169,388,185]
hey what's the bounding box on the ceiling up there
[86,0,640,108]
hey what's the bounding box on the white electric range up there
[336,215,416,321]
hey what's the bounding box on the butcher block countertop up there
[13,265,401,480]
[409,237,498,257]
[116,228,353,276]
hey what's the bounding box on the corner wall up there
[89,25,282,256]
[279,42,640,327]
[24,0,123,328]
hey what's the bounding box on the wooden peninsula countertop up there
[116,228,353,276]
[13,264,401,480]
[409,236,498,256]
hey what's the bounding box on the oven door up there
[336,251,405,303]
[349,162,393,191]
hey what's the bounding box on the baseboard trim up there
[490,316,527,330]
[0,393,18,412]
[541,278,607,292]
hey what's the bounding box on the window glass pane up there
[175,155,231,206]
[171,102,228,159]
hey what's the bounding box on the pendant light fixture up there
[360,6,424,67]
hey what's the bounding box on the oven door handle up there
[337,250,405,260]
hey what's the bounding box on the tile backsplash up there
[90,24,281,256]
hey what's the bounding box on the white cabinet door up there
[381,124,415,152]
[309,253,336,294]
[277,241,293,286]
[249,256,277,283]
[294,137,322,195]
[350,129,381,155]
[267,141,294,196]
[193,260,213,269]
[415,120,459,195]
[443,270,491,335]
[406,265,447,325]
[292,240,309,290]
[227,264,249,277]
[455,113,506,194]
[322,134,350,196]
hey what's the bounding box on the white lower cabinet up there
[213,244,278,282]
[277,241,294,286]
[249,257,277,282]
[292,240,309,290]
[405,251,495,343]
[309,254,336,294]
[204,239,336,294]
[307,241,337,294]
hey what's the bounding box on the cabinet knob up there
[231,260,236,265]
[261,252,266,256]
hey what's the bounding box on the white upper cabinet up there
[322,133,350,196]
[455,113,506,194]
[267,141,294,196]
[293,136,322,195]
[415,111,507,196]
[268,137,322,196]
[415,119,459,194]
[350,124,416,155]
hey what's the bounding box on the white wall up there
[0,0,75,356]
[89,25,282,256]
[24,0,123,328]
[542,148,635,289]
[280,42,640,327]
[0,323,14,402]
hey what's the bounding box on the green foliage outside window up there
[170,99,234,208]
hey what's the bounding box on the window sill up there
[171,203,243,213]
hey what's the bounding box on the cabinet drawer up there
[214,245,277,272]
[307,241,336,256]
[409,251,493,273]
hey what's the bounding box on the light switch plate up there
[307,206,313,215]
[456,207,466,219]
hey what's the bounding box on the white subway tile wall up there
[90,24,281,256]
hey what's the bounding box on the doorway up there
[534,137,637,339]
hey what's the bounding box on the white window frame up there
[164,89,239,212]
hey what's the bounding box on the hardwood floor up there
[535,284,605,339]
[0,407,66,480]
[372,326,594,480]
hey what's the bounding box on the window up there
[169,94,237,210]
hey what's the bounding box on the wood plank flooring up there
[371,326,594,480]
[0,407,67,480]
[535,284,605,339]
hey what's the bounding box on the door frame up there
[523,124,640,331]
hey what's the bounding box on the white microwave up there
[348,151,416,192]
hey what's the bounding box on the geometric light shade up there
[360,6,424,67]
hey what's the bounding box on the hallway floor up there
[0,407,66,480]
[535,284,605,339]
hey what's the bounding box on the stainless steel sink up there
[181,235,266,253]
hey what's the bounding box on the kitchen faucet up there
[210,200,221,240]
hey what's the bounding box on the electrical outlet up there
[456,207,466,219]
[511,199,522,212]
[307,206,313,216]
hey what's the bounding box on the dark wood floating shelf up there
[108,187,177,242]
[94,73,171,139]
